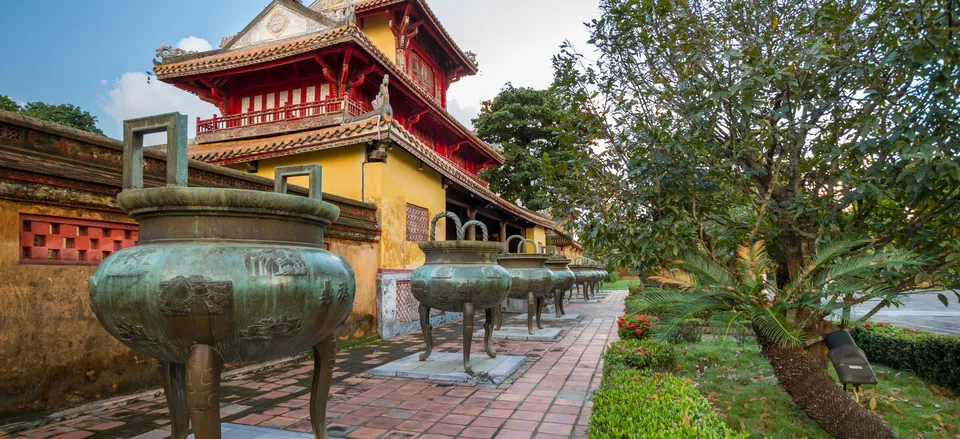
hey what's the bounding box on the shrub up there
[627,283,644,296]
[606,271,619,283]
[624,296,669,316]
[590,369,747,439]
[617,313,658,340]
[851,322,960,393]
[602,339,676,375]
[666,319,706,344]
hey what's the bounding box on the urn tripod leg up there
[554,289,563,318]
[419,304,433,361]
[527,292,536,335]
[582,283,589,301]
[494,304,503,330]
[160,361,189,439]
[483,308,496,358]
[536,297,544,329]
[462,302,475,373]
[310,335,335,439]
[185,344,223,439]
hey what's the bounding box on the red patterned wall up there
[19,214,138,265]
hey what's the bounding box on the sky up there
[0,0,600,140]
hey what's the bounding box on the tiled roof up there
[154,26,355,79]
[313,0,479,75]
[189,115,555,229]
[154,25,502,163]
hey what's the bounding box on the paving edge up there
[0,353,310,435]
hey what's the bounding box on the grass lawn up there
[603,279,641,290]
[673,339,959,438]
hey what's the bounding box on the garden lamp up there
[824,330,878,392]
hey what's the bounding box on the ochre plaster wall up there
[326,237,379,341]
[247,145,367,200]
[0,200,157,415]
[525,226,547,250]
[361,14,397,63]
[365,149,446,269]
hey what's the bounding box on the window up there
[405,204,428,242]
[408,51,437,97]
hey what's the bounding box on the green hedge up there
[851,323,960,393]
[607,271,620,283]
[616,313,659,340]
[602,339,676,375]
[590,369,748,439]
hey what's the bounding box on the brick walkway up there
[9,292,625,439]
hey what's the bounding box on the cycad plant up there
[638,240,924,439]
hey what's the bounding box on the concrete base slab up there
[567,298,603,304]
[188,423,325,439]
[476,326,562,341]
[512,313,581,322]
[366,352,524,384]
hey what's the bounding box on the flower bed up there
[617,313,658,340]
[851,322,960,393]
[602,339,676,375]
[590,369,748,439]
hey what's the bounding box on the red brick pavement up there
[7,292,624,439]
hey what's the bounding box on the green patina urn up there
[497,236,553,335]
[87,113,352,439]
[411,212,511,373]
[542,245,575,318]
[569,257,598,301]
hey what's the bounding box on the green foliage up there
[473,85,591,214]
[551,0,960,288]
[17,101,104,135]
[0,95,18,112]
[590,369,747,439]
[627,283,644,296]
[852,323,960,394]
[675,340,960,438]
[606,270,619,283]
[602,339,676,375]
[638,241,923,347]
[616,313,659,340]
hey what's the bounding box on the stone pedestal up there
[476,327,562,341]
[367,352,524,384]
[188,423,327,439]
[377,271,462,339]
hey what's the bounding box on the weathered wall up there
[327,237,378,341]
[525,226,548,250]
[366,148,446,269]
[361,14,397,63]
[0,200,157,417]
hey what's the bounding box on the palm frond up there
[785,239,863,292]
[749,306,804,347]
[812,249,923,288]
[676,255,732,287]
[647,268,696,290]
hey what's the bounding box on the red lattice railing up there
[197,96,370,134]
[19,214,138,265]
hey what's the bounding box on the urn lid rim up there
[118,187,339,224]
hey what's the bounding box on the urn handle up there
[460,220,489,241]
[429,211,463,241]
[573,256,585,265]
[274,164,322,201]
[505,235,539,254]
[122,113,188,190]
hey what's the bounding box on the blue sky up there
[0,1,599,139]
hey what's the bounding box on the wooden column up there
[499,221,507,243]
[467,208,477,240]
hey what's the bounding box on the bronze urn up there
[411,212,511,373]
[542,246,575,318]
[568,257,596,301]
[88,114,355,439]
[496,236,554,334]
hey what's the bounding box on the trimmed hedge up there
[617,313,659,340]
[602,339,676,375]
[590,369,748,439]
[851,323,960,393]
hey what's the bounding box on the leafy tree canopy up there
[0,95,18,113]
[1,96,104,135]
[552,0,960,290]
[475,85,591,214]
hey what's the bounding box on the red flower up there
[635,329,644,336]
[863,323,873,328]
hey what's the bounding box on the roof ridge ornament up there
[345,75,393,124]
[154,45,197,66]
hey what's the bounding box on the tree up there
[475,85,591,214]
[17,101,104,135]
[0,95,18,113]
[551,0,960,435]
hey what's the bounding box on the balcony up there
[195,96,370,144]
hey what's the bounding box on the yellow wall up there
[326,237,379,341]
[240,145,367,201]
[365,149,446,269]
[362,14,397,63]
[525,226,547,251]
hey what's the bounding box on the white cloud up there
[102,72,219,143]
[177,36,214,52]
[446,99,479,130]
[99,79,108,85]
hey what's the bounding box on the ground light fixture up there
[824,329,878,401]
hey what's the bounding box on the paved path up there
[850,291,960,335]
[8,293,625,439]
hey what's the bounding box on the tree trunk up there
[754,324,893,439]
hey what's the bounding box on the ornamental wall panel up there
[19,214,138,265]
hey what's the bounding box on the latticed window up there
[19,214,138,265]
[405,204,428,242]
[408,51,437,97]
